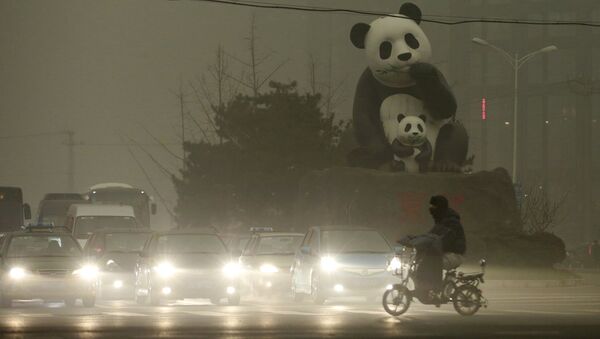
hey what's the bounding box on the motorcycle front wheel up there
[382,285,411,316]
[452,285,481,316]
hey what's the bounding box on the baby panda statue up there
[347,2,469,172]
[391,114,431,173]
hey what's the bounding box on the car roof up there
[254,232,304,237]
[92,228,153,235]
[156,227,220,236]
[311,225,377,232]
[9,229,74,237]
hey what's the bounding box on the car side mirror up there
[23,203,32,220]
[151,203,157,215]
[300,246,310,255]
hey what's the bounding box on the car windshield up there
[7,235,81,257]
[105,232,151,252]
[156,234,227,254]
[321,230,391,254]
[74,216,137,238]
[255,236,303,255]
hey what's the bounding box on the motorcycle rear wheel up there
[382,285,411,316]
[452,285,481,316]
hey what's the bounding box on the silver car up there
[291,226,397,304]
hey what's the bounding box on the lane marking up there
[102,311,148,317]
[180,310,235,317]
[500,309,584,316]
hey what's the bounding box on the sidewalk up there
[461,266,592,289]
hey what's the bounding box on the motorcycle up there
[382,246,488,316]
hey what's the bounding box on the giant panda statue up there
[347,2,468,172]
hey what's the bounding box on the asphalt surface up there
[0,286,599,338]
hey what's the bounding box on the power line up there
[171,0,600,27]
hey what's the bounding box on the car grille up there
[36,269,72,277]
[340,268,386,276]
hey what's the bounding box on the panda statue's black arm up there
[409,62,457,120]
[415,140,432,173]
[352,69,391,156]
[391,139,414,158]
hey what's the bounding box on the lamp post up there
[471,37,557,184]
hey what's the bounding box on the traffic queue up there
[0,184,399,307]
[0,225,399,307]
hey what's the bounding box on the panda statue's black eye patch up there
[418,124,424,133]
[379,41,392,59]
[404,123,412,133]
[405,33,420,49]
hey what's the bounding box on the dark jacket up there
[429,208,466,255]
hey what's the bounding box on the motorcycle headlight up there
[153,261,176,278]
[222,262,241,278]
[388,257,401,271]
[259,264,279,274]
[73,264,99,281]
[320,256,338,272]
[9,267,26,280]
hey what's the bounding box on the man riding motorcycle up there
[398,195,466,304]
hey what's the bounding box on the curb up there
[484,279,585,288]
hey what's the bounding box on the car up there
[134,228,241,306]
[291,226,398,304]
[0,225,97,307]
[84,228,154,300]
[220,233,251,257]
[239,232,304,296]
[64,204,140,247]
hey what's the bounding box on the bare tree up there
[520,185,568,235]
[224,14,289,98]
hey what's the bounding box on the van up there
[65,204,140,247]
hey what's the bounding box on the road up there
[0,286,599,338]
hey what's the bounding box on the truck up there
[0,187,31,232]
[85,183,156,228]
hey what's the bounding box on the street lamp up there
[472,37,557,183]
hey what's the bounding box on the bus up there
[0,187,31,232]
[37,193,86,227]
[85,183,156,228]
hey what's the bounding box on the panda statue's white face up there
[365,17,431,88]
[396,114,427,147]
[351,3,432,88]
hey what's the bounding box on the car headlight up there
[259,264,279,274]
[9,267,26,280]
[388,257,401,271]
[320,256,338,272]
[153,261,176,278]
[222,262,241,278]
[73,264,99,281]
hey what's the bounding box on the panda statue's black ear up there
[399,2,422,24]
[397,114,406,123]
[419,114,427,123]
[350,23,370,49]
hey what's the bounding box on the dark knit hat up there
[429,195,449,209]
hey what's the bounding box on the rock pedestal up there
[293,167,520,243]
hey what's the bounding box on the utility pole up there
[64,130,76,192]
[177,83,186,170]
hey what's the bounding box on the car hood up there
[4,256,83,272]
[324,253,393,269]
[101,252,140,271]
[244,254,295,269]
[155,253,231,270]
